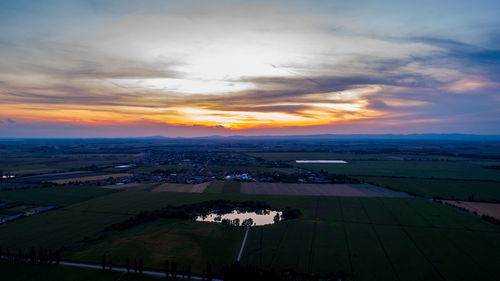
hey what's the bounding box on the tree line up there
[104,200,301,232]
[0,246,61,265]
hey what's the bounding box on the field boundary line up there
[358,198,401,281]
[405,200,498,280]
[339,198,355,281]
[379,198,447,281]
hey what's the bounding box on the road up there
[52,260,223,281]
[236,226,250,262]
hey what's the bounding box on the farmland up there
[0,260,163,281]
[355,176,500,201]
[1,185,498,280]
[0,186,117,206]
[240,182,409,197]
[1,138,500,281]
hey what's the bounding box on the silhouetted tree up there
[187,264,192,280]
[164,259,170,277]
[101,254,106,270]
[55,250,60,265]
[139,258,143,274]
[30,247,36,264]
[171,261,177,278]
[126,257,130,272]
[134,258,138,272]
[206,262,213,281]
[109,256,113,270]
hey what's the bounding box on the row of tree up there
[105,200,301,232]
[0,247,61,265]
[100,254,214,281]
[222,262,345,281]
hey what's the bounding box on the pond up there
[195,209,283,226]
[295,160,347,164]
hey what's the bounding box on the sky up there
[0,0,499,137]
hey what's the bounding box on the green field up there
[297,161,500,181]
[250,152,469,161]
[0,186,118,206]
[0,260,163,281]
[65,219,244,275]
[356,176,500,201]
[241,196,500,281]
[1,187,500,281]
[203,181,241,194]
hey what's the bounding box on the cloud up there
[0,1,498,135]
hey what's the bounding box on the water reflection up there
[195,210,283,226]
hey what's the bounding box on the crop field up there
[241,196,500,281]
[0,154,140,173]
[131,164,193,173]
[250,152,469,161]
[297,160,500,181]
[0,186,117,206]
[51,173,132,184]
[19,171,107,182]
[203,181,241,194]
[356,176,500,201]
[0,191,225,251]
[1,186,500,281]
[152,182,209,193]
[241,182,409,197]
[65,219,245,275]
[443,200,500,220]
[100,182,158,191]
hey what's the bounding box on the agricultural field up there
[1,139,500,280]
[100,182,158,191]
[203,181,241,194]
[19,171,107,183]
[356,176,500,201]
[1,184,498,280]
[0,153,141,173]
[0,260,163,281]
[296,160,500,181]
[249,152,470,161]
[241,196,500,281]
[65,219,244,275]
[241,182,409,197]
[152,182,209,193]
[442,200,500,220]
[0,186,117,206]
[51,173,132,184]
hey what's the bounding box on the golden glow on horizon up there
[0,94,383,129]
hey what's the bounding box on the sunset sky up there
[1,0,499,137]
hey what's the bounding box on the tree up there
[126,257,130,272]
[101,254,106,270]
[30,247,36,264]
[109,256,113,270]
[138,258,143,274]
[171,261,177,278]
[55,250,60,265]
[273,213,280,224]
[164,260,170,277]
[206,262,213,281]
[134,258,138,272]
[187,264,192,280]
[49,249,53,264]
